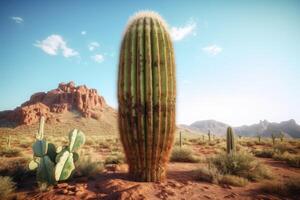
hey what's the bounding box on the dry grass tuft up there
[0,176,16,199]
[170,146,200,163]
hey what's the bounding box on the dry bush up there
[0,148,23,157]
[273,143,298,154]
[210,151,273,181]
[0,158,32,183]
[104,152,125,165]
[75,156,104,178]
[170,146,200,163]
[194,165,221,184]
[253,149,274,158]
[260,178,300,197]
[219,175,248,187]
[0,176,16,200]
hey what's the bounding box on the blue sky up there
[1,0,300,126]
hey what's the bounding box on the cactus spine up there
[226,127,235,154]
[118,11,176,182]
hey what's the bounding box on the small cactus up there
[271,134,276,145]
[226,127,235,154]
[179,132,182,148]
[279,132,284,142]
[208,130,211,142]
[6,135,11,149]
[257,134,261,142]
[29,117,85,185]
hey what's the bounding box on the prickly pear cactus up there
[118,11,176,182]
[54,129,85,181]
[226,127,235,154]
[29,117,85,185]
[29,116,56,184]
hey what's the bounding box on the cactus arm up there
[37,155,56,184]
[68,129,85,152]
[32,140,48,157]
[55,151,75,181]
[29,159,39,171]
[47,143,57,162]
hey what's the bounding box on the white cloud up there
[11,16,23,24]
[202,44,222,56]
[81,31,86,35]
[170,19,196,41]
[91,54,104,63]
[34,34,79,58]
[88,42,100,51]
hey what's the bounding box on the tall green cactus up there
[226,127,235,154]
[118,11,176,182]
[29,117,85,185]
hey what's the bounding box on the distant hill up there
[181,119,300,138]
[234,119,300,138]
[179,120,229,136]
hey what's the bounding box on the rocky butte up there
[0,82,107,125]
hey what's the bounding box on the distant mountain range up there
[179,119,300,138]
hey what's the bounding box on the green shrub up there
[170,146,200,163]
[0,176,16,199]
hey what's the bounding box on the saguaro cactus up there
[226,127,235,154]
[208,130,211,142]
[118,11,176,182]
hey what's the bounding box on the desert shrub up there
[273,143,297,154]
[220,175,248,187]
[0,148,22,157]
[272,152,300,168]
[0,158,32,183]
[170,146,200,163]
[260,178,300,197]
[286,155,300,168]
[38,182,52,192]
[194,165,221,184]
[0,176,16,199]
[104,152,125,165]
[98,142,111,150]
[253,149,274,158]
[210,151,273,181]
[75,156,104,178]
